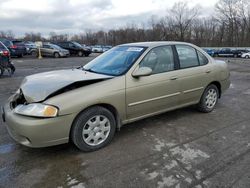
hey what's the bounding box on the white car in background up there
[241,52,250,59]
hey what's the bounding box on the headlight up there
[14,103,58,117]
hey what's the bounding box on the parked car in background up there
[91,45,112,53]
[0,41,15,76]
[55,41,91,57]
[91,45,103,53]
[241,52,250,59]
[2,41,230,151]
[213,48,240,58]
[24,41,38,56]
[102,45,112,52]
[235,49,250,57]
[40,43,70,58]
[203,48,215,57]
[0,39,26,57]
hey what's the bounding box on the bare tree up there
[167,2,199,41]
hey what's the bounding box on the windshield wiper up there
[82,67,101,74]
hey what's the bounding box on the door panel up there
[177,65,213,105]
[126,72,180,120]
[125,45,180,120]
[175,45,213,105]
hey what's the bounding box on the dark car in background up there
[55,41,91,57]
[0,39,26,57]
[213,48,240,58]
[40,43,70,58]
[0,41,15,76]
[203,48,215,57]
[24,41,38,56]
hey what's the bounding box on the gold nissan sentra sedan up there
[2,42,230,151]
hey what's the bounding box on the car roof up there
[118,41,196,48]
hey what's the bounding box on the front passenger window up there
[139,46,174,74]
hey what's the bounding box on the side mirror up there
[132,67,152,78]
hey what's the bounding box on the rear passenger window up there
[197,51,208,65]
[176,45,199,68]
[139,46,175,74]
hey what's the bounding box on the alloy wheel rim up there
[205,88,217,109]
[82,115,111,146]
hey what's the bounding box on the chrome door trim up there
[128,92,181,107]
[183,87,204,94]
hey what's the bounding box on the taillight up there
[3,50,9,56]
[10,45,17,49]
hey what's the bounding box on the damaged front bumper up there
[2,95,76,148]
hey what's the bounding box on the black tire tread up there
[71,106,116,152]
[197,84,219,113]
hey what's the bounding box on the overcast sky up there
[0,0,219,37]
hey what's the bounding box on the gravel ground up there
[0,55,250,188]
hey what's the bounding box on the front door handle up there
[170,76,178,80]
[205,70,211,73]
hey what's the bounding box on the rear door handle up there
[205,70,211,73]
[170,76,178,80]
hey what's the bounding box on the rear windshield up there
[0,42,7,50]
[0,40,12,47]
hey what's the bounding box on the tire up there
[245,55,250,59]
[197,84,219,113]
[234,54,238,58]
[18,54,23,58]
[54,52,60,58]
[31,51,38,57]
[71,106,116,152]
[10,64,15,74]
[0,66,4,77]
[78,51,83,57]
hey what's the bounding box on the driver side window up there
[139,46,174,74]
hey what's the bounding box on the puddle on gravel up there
[0,144,15,154]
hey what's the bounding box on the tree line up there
[1,0,250,47]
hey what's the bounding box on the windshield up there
[51,44,63,50]
[72,42,83,48]
[83,46,146,76]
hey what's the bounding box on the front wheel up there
[197,84,219,113]
[245,55,250,59]
[54,52,60,58]
[71,106,116,152]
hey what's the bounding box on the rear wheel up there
[18,54,23,58]
[245,55,250,59]
[197,84,219,113]
[78,51,83,57]
[71,106,116,152]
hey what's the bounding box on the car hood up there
[20,69,113,103]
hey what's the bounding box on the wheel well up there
[209,81,221,97]
[54,52,59,56]
[69,104,121,140]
